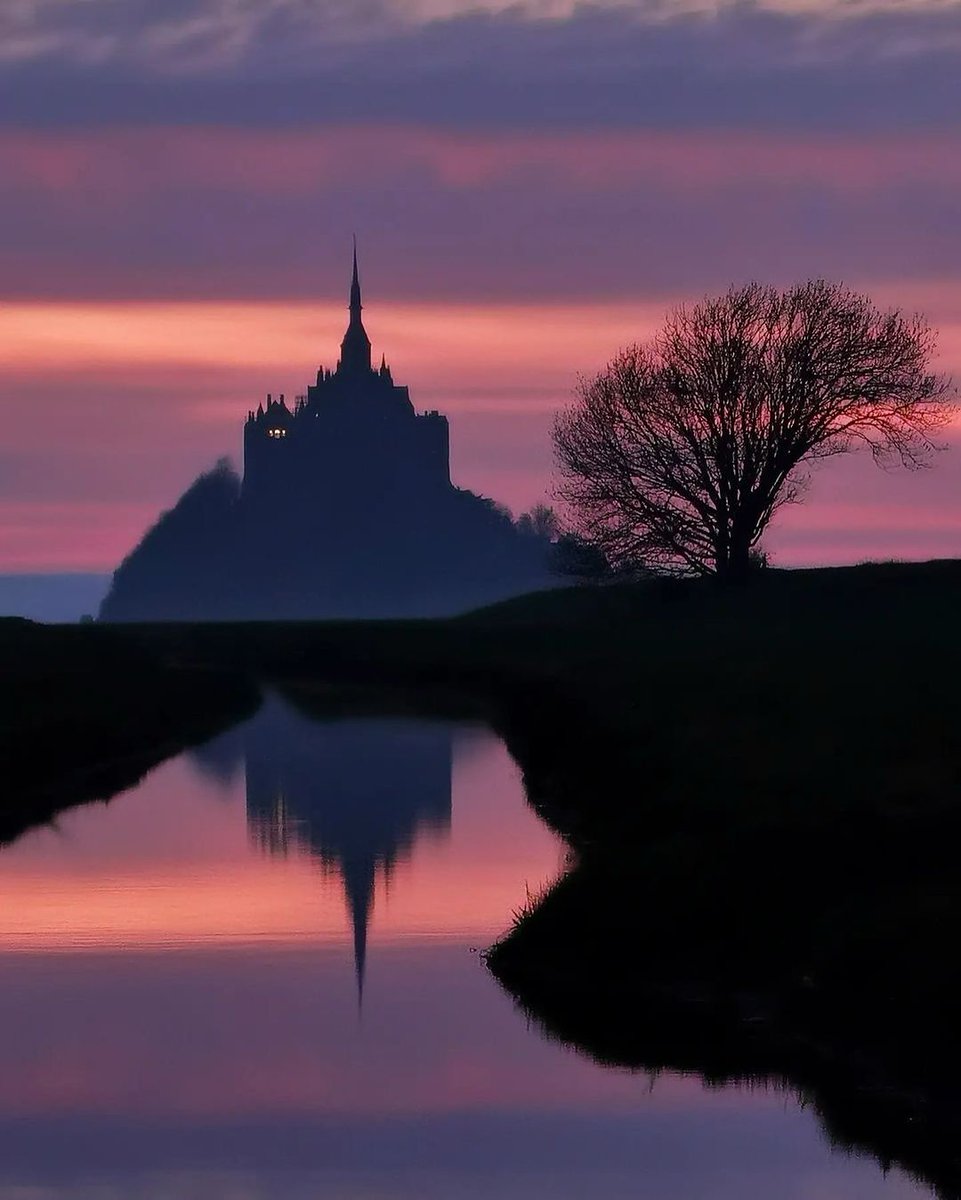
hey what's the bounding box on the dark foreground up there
[6,558,961,1196]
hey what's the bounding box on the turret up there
[243,392,294,498]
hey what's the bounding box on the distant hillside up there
[99,461,555,622]
[0,574,110,623]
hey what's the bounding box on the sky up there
[3,0,961,570]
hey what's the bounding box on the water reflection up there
[244,698,452,1004]
[0,703,934,1199]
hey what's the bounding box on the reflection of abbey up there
[100,245,552,621]
[190,696,451,1008]
[244,698,451,1008]
[244,246,451,507]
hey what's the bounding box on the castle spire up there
[350,235,362,320]
[338,236,372,375]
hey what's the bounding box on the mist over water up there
[0,574,108,622]
[0,700,929,1197]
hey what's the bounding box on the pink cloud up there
[3,123,961,306]
[4,125,961,206]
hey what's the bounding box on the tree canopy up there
[554,281,954,579]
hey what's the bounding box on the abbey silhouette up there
[100,247,553,621]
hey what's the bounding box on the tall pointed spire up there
[339,236,372,375]
[350,234,362,319]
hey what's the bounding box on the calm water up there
[0,697,931,1199]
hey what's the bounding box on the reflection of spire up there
[342,855,375,1013]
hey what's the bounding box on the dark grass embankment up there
[0,618,259,842]
[476,561,961,1199]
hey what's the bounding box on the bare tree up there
[554,281,954,579]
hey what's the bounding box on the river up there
[0,696,930,1198]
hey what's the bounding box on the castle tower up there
[338,239,372,376]
[243,242,452,508]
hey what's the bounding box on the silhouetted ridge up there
[100,459,240,622]
[101,249,554,620]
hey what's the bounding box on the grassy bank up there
[476,561,961,1198]
[0,618,259,842]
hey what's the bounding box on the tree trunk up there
[719,530,754,582]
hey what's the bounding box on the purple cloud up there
[0,3,960,135]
